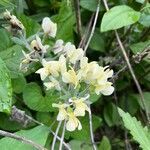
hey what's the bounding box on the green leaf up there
[130,40,150,54]
[104,103,120,127]
[99,136,111,150]
[0,45,23,78]
[0,29,12,52]
[134,92,150,113]
[69,140,92,150]
[54,1,75,42]
[0,0,15,7]
[0,58,12,113]
[0,125,49,150]
[101,5,141,32]
[80,0,99,12]
[12,74,26,94]
[118,108,150,150]
[89,29,105,52]
[18,14,40,38]
[23,82,60,112]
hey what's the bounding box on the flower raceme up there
[17,15,114,132]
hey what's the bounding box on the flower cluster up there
[12,13,114,131]
[52,95,90,131]
[36,43,114,96]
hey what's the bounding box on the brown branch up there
[0,130,47,150]
[73,0,82,38]
[102,0,150,124]
[78,13,95,48]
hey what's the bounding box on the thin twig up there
[89,106,97,150]
[0,130,47,150]
[84,0,100,53]
[102,0,150,124]
[51,121,62,150]
[73,0,82,38]
[59,120,66,150]
[78,13,95,48]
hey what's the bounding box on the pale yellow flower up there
[52,103,68,121]
[44,76,61,91]
[66,47,84,64]
[42,17,57,38]
[66,111,82,131]
[36,59,60,80]
[94,81,114,95]
[31,35,49,53]
[69,95,90,116]
[58,55,67,74]
[62,67,80,88]
[78,57,99,83]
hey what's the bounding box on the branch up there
[84,0,100,53]
[102,0,150,125]
[73,0,82,38]
[78,13,95,48]
[0,130,47,150]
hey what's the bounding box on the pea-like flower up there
[66,110,82,132]
[69,95,90,117]
[31,36,49,53]
[42,17,57,38]
[52,103,68,121]
[66,47,84,64]
[36,59,60,80]
[94,81,114,95]
[62,67,80,88]
[4,10,24,30]
[53,39,64,54]
[44,76,61,91]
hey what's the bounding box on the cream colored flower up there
[66,111,82,131]
[66,47,84,64]
[58,55,67,74]
[69,95,90,116]
[36,59,60,80]
[42,17,57,38]
[53,39,64,54]
[31,35,49,53]
[62,67,80,88]
[52,103,68,121]
[95,81,114,95]
[78,58,99,83]
[44,76,61,91]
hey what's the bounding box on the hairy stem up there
[89,106,97,150]
[51,121,62,150]
[59,120,66,150]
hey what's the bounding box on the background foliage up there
[0,0,150,149]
